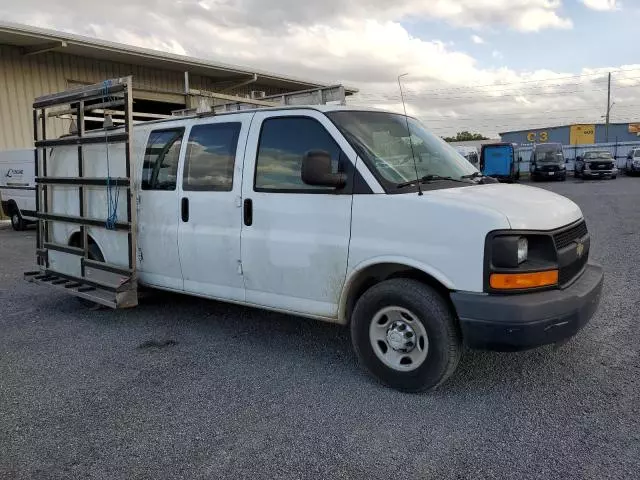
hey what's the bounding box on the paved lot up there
[1,177,639,480]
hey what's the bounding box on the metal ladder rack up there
[211,85,347,113]
[24,77,138,308]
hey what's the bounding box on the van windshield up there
[534,144,564,164]
[584,151,612,160]
[327,111,476,188]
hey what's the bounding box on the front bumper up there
[533,170,566,178]
[450,263,603,351]
[584,169,616,177]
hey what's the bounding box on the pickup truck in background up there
[575,151,618,179]
[0,149,36,230]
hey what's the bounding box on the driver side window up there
[254,117,344,192]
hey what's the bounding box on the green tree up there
[443,131,489,142]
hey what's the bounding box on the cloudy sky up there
[2,0,639,137]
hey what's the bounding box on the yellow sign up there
[569,124,595,145]
[629,124,640,134]
[527,131,548,143]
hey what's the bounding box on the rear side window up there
[183,123,241,191]
[635,150,640,158]
[142,128,184,190]
[255,117,342,192]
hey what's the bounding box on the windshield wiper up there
[397,174,472,188]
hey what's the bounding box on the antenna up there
[398,73,422,196]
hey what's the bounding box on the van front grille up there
[553,221,588,250]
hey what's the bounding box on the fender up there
[337,255,456,324]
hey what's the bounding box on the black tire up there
[560,174,566,182]
[76,242,105,310]
[574,170,580,179]
[350,279,461,392]
[10,209,25,231]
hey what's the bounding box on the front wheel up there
[350,279,462,392]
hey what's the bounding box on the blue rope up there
[102,79,120,230]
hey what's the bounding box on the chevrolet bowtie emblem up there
[576,241,584,258]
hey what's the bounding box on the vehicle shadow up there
[86,288,573,396]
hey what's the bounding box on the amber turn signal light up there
[490,270,559,290]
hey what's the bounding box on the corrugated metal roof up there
[0,21,358,94]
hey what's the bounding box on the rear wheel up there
[10,210,25,231]
[76,242,105,310]
[350,279,462,392]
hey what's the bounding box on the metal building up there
[0,21,356,150]
[500,122,640,146]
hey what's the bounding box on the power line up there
[349,72,640,103]
[390,67,640,95]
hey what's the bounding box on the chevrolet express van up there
[30,105,604,392]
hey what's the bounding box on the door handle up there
[243,198,253,226]
[181,197,189,222]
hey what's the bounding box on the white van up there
[0,149,36,230]
[30,101,604,392]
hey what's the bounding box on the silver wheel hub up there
[386,321,416,352]
[369,306,429,372]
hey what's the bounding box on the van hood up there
[424,183,582,230]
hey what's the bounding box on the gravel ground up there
[1,177,639,480]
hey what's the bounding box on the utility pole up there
[605,72,611,143]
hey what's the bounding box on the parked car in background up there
[0,149,36,231]
[530,143,567,181]
[575,151,618,179]
[479,143,520,183]
[625,148,640,175]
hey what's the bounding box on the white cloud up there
[581,0,619,11]
[471,35,484,44]
[492,50,504,59]
[1,0,635,138]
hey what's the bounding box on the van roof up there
[125,105,400,127]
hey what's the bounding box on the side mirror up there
[576,156,582,162]
[518,156,523,162]
[301,150,346,188]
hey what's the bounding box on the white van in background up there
[0,149,36,230]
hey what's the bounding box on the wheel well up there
[68,231,99,250]
[344,263,453,324]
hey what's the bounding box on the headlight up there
[517,237,528,264]
[560,164,566,170]
[487,233,557,292]
[491,236,528,268]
